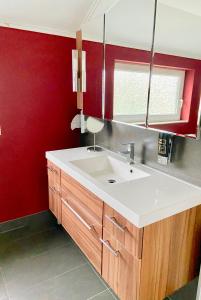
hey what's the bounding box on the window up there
[113,62,185,123]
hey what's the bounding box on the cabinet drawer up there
[61,198,102,274]
[61,171,103,225]
[102,228,141,300]
[103,204,143,258]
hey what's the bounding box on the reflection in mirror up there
[148,0,201,138]
[81,15,104,119]
[104,0,156,126]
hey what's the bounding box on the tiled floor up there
[0,212,118,300]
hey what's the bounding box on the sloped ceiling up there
[0,0,201,59]
[0,0,118,37]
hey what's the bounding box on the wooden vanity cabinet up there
[47,161,201,300]
[47,161,61,223]
[139,206,201,300]
[102,203,201,300]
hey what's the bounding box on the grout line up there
[0,226,57,245]
[85,261,119,300]
[85,261,111,291]
[0,210,49,227]
[28,239,73,259]
[87,288,109,300]
[1,242,74,272]
[0,225,26,234]
[6,262,88,299]
[108,288,119,300]
[12,226,58,242]
[0,233,73,271]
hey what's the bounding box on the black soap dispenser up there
[158,133,173,165]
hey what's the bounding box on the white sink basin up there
[71,155,150,184]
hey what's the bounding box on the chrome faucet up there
[121,142,135,165]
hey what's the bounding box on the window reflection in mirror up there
[113,63,149,124]
[104,0,156,126]
[148,0,201,138]
[113,62,185,124]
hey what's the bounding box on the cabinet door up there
[102,229,141,300]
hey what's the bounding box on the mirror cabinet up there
[148,0,201,138]
[104,0,155,128]
[79,0,201,139]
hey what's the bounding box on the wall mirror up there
[81,14,104,119]
[104,0,156,127]
[147,0,201,138]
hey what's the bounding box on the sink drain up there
[108,179,116,183]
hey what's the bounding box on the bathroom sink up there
[71,155,150,184]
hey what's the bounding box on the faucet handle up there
[121,142,135,151]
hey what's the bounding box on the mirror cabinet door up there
[81,15,104,118]
[148,0,201,138]
[104,0,156,126]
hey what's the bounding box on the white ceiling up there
[1,0,201,59]
[0,0,118,37]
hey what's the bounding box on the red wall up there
[83,40,103,118]
[0,27,80,222]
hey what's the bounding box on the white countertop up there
[46,147,201,228]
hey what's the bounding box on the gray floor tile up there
[3,243,86,298]
[0,227,71,267]
[0,211,57,241]
[10,264,106,300]
[0,212,117,300]
[0,270,8,300]
[29,227,71,255]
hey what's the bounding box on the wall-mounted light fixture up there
[72,30,86,110]
[72,49,86,93]
[72,49,79,92]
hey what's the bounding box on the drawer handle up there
[62,198,94,232]
[49,186,55,192]
[100,238,119,257]
[47,166,54,172]
[47,166,58,174]
[53,168,58,175]
[105,215,126,232]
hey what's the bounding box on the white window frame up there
[113,62,185,124]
